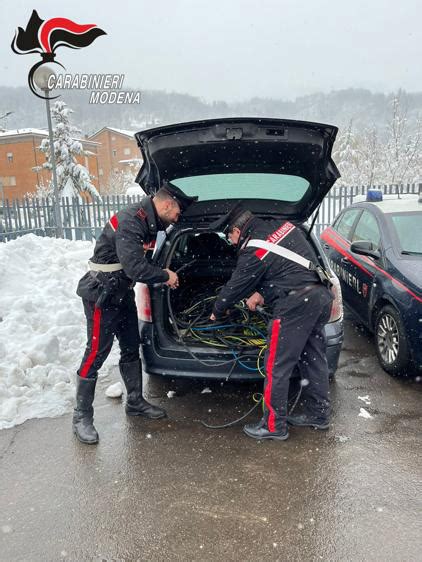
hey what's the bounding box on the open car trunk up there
[151,222,329,377]
[152,228,269,374]
[138,219,342,379]
[166,229,238,337]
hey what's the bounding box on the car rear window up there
[171,173,310,202]
[390,212,422,253]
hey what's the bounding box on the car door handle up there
[341,257,349,264]
[323,243,330,250]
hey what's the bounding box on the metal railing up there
[0,195,143,242]
[1,184,421,242]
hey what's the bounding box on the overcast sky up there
[2,0,421,101]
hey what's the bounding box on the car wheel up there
[375,305,409,375]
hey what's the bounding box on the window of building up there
[99,168,103,176]
[112,149,117,157]
[0,176,16,186]
[124,147,131,155]
[7,152,13,163]
[111,136,116,141]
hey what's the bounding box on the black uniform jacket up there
[212,217,322,318]
[77,197,169,304]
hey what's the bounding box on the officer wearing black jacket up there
[73,181,197,444]
[210,205,333,441]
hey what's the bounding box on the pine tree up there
[34,101,101,200]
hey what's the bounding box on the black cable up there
[200,398,262,429]
[166,286,239,368]
[167,251,302,429]
[287,387,302,416]
[200,384,303,431]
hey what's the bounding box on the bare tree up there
[358,125,381,187]
[332,120,362,186]
[383,94,422,185]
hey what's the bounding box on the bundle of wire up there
[167,282,303,429]
[170,285,269,375]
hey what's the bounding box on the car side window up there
[333,209,361,241]
[352,210,381,248]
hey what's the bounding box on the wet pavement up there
[1,312,421,562]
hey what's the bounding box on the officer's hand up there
[210,310,229,321]
[246,292,264,311]
[164,269,179,289]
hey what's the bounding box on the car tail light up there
[135,283,152,322]
[328,273,343,323]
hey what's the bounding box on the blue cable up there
[191,324,238,331]
[232,350,259,371]
[191,324,266,338]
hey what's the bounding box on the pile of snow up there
[126,184,145,197]
[0,234,118,430]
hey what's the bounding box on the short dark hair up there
[154,187,177,203]
[229,210,253,232]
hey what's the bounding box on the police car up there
[321,190,422,375]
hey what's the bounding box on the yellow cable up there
[257,345,267,377]
[188,329,227,348]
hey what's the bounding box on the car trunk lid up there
[135,117,340,223]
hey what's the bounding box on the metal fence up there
[1,184,421,242]
[0,194,143,242]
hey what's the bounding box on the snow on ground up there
[358,407,373,419]
[0,234,119,430]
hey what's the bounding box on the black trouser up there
[78,292,141,379]
[263,285,333,432]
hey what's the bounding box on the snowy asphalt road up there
[1,312,421,562]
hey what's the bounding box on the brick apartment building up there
[0,129,100,201]
[87,127,142,190]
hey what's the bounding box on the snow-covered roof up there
[126,184,146,196]
[0,128,48,137]
[118,158,143,164]
[354,193,422,213]
[79,138,101,146]
[88,126,136,140]
[0,128,100,146]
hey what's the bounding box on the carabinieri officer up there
[73,181,197,444]
[210,204,333,441]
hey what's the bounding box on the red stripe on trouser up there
[79,306,102,378]
[264,319,281,432]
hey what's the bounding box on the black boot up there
[72,375,99,444]
[287,414,329,430]
[119,360,167,419]
[243,415,289,441]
